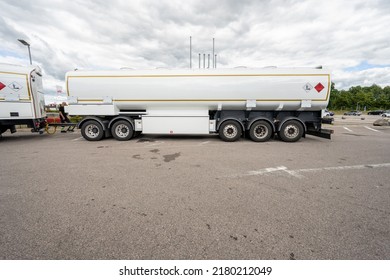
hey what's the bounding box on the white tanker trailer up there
[65,67,333,142]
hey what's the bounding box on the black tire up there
[249,120,273,142]
[219,120,242,142]
[81,120,104,141]
[111,120,133,141]
[278,120,304,142]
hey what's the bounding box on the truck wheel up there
[81,120,104,141]
[278,120,304,142]
[111,120,133,141]
[219,120,242,142]
[249,120,272,142]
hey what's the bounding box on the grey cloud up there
[0,16,33,58]
[1,0,390,90]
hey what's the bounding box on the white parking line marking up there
[364,126,382,133]
[71,137,83,141]
[199,141,210,145]
[239,163,390,179]
[244,166,304,178]
[343,126,353,132]
[247,166,288,176]
[296,163,390,173]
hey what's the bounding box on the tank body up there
[66,67,331,111]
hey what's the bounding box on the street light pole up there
[18,39,32,65]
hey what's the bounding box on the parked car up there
[323,109,334,116]
[382,110,390,117]
[368,110,384,115]
[344,110,362,116]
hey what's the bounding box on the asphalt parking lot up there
[0,116,389,260]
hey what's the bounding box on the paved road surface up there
[0,122,389,259]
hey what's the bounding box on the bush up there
[70,116,83,123]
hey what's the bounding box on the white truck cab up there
[0,64,46,135]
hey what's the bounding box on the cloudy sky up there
[1,0,390,103]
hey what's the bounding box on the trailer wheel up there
[278,120,304,142]
[219,120,242,142]
[81,120,104,141]
[111,120,133,141]
[249,120,273,142]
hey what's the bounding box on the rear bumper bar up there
[306,128,334,139]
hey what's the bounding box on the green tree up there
[328,83,390,111]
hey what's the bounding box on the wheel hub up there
[285,125,299,139]
[254,125,268,138]
[86,124,100,138]
[115,124,129,138]
[224,125,237,138]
